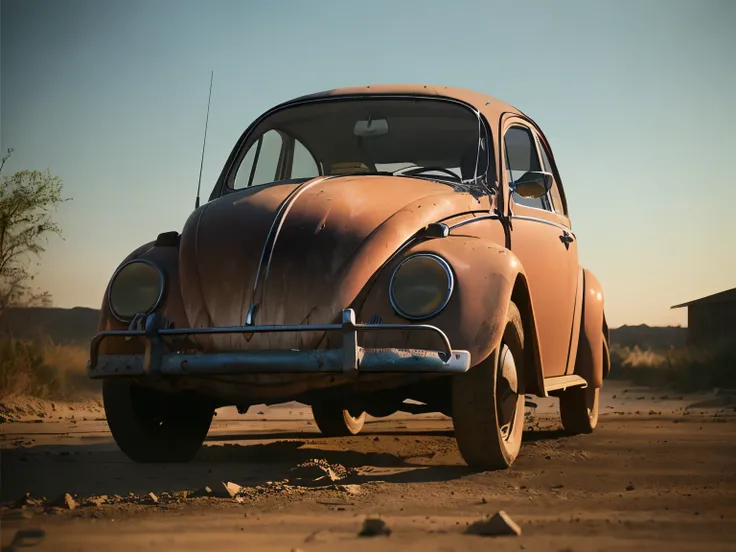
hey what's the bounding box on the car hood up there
[179,175,488,350]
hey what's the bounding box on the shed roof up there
[671,287,736,309]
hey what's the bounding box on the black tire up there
[452,301,525,470]
[103,379,214,463]
[311,403,366,436]
[559,332,605,434]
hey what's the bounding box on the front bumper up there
[87,308,471,379]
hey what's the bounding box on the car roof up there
[284,84,524,123]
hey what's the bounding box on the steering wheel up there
[394,166,462,182]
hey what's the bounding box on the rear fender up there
[573,268,606,388]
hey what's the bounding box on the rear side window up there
[291,140,319,179]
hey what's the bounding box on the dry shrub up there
[609,342,736,391]
[0,337,98,399]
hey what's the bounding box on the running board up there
[543,374,588,394]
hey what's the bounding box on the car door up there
[502,122,579,378]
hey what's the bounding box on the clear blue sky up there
[2,0,734,327]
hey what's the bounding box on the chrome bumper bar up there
[87,308,471,379]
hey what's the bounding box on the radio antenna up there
[195,70,214,209]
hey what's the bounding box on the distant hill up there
[0,307,100,346]
[0,307,689,351]
[609,324,687,350]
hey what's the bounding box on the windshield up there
[228,97,489,194]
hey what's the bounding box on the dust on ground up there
[1,381,735,551]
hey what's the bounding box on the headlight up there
[108,260,165,321]
[389,254,454,320]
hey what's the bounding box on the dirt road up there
[1,380,735,551]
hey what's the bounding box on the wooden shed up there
[671,288,736,349]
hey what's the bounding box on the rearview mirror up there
[353,118,389,137]
[511,171,553,199]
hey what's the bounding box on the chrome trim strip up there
[448,214,500,231]
[251,175,333,295]
[247,175,336,324]
[107,258,166,323]
[261,175,336,287]
[389,253,455,321]
[511,215,574,236]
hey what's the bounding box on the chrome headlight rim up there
[107,258,166,323]
[389,253,455,321]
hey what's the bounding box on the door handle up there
[559,230,574,249]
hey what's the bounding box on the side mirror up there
[511,171,553,199]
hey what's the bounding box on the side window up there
[504,126,549,211]
[234,130,284,189]
[536,136,566,216]
[290,139,319,179]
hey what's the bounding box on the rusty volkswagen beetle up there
[88,85,610,470]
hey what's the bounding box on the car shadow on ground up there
[0,426,574,503]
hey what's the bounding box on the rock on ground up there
[358,515,391,537]
[465,511,522,537]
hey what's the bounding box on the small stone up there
[339,484,361,495]
[52,493,78,510]
[89,495,108,507]
[223,482,243,498]
[626,483,635,491]
[358,515,391,537]
[190,486,214,498]
[465,511,521,537]
[481,497,488,504]
[304,529,331,543]
[146,492,159,504]
[15,493,33,508]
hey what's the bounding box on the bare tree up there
[0,148,67,316]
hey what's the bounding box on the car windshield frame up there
[215,95,495,200]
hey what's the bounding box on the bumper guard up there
[87,308,471,379]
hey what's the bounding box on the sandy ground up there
[1,380,735,552]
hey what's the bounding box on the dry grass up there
[609,341,736,391]
[0,337,99,399]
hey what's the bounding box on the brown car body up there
[89,85,610,468]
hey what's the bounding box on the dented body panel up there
[90,84,608,409]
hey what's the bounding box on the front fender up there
[97,234,189,355]
[573,268,607,388]
[358,236,527,367]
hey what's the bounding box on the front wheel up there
[452,301,526,470]
[103,379,214,463]
[311,403,366,436]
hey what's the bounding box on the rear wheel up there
[559,385,599,434]
[311,403,366,436]
[559,332,606,434]
[452,301,525,470]
[103,379,214,463]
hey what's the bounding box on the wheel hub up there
[496,345,520,434]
